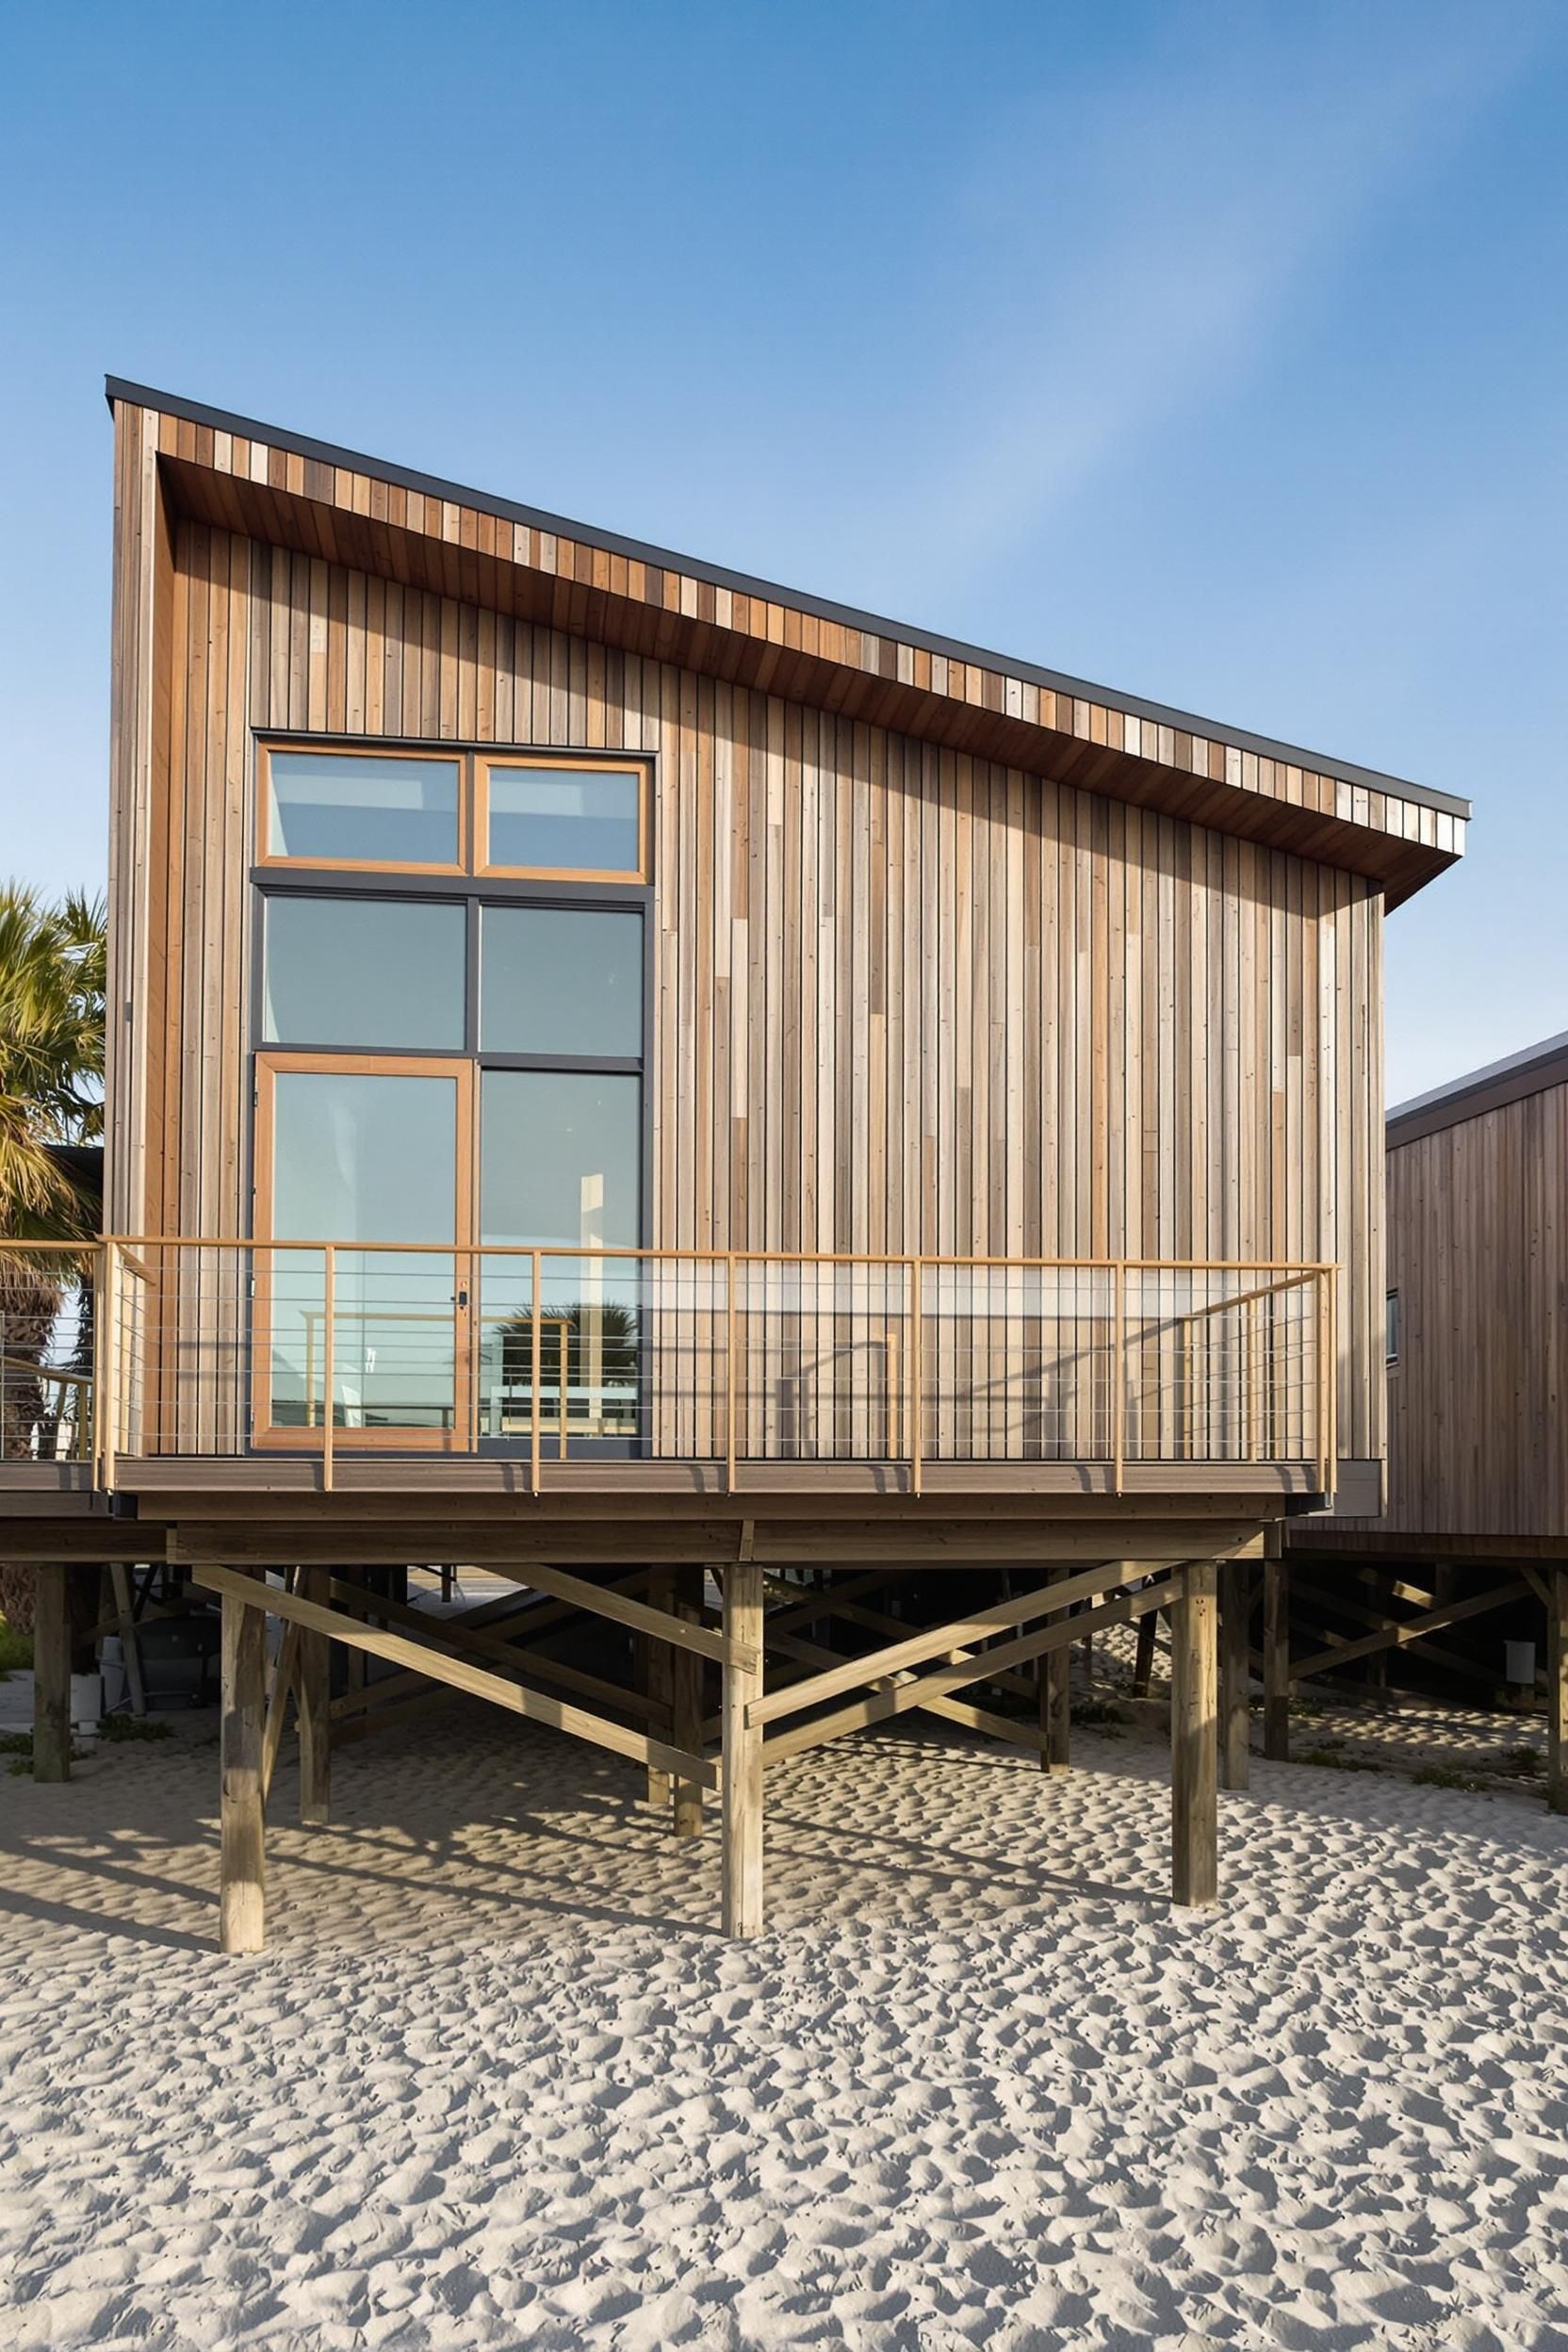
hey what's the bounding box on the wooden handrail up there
[95,1233,1339,1274]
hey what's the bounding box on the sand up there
[3,1690,1567,2351]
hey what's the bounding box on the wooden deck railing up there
[55,1236,1341,1497]
[0,1241,99,1468]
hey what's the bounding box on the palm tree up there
[0,884,106,1237]
[0,885,105,1629]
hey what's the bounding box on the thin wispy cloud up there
[857,1,1555,607]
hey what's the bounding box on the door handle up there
[455,1288,469,1309]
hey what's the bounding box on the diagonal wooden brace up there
[189,1563,719,1791]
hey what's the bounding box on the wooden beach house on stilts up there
[1285,1034,1568,1804]
[0,380,1468,1944]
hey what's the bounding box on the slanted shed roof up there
[1388,1028,1568,1147]
[106,376,1468,906]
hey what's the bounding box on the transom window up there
[259,742,649,882]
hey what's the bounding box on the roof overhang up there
[1388,1028,1568,1147]
[107,376,1469,906]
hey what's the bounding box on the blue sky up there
[2,0,1562,1100]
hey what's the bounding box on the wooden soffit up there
[110,380,1468,906]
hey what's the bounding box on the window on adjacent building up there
[1385,1289,1400,1366]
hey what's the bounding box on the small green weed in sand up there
[1300,1742,1382,1773]
[1494,1744,1542,1778]
[96,1713,172,1743]
[2,1731,91,1774]
[1413,1762,1490,1793]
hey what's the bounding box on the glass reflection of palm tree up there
[498,1300,641,1438]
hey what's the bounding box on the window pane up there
[267,1070,459,1431]
[267,750,460,865]
[479,906,641,1057]
[263,896,466,1049]
[486,764,641,874]
[271,1070,457,1243]
[480,1070,640,1247]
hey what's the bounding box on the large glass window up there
[263,895,466,1050]
[479,905,642,1058]
[264,749,462,867]
[481,760,644,877]
[480,1070,641,1247]
[253,737,650,1451]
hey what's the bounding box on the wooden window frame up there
[252,1051,477,1454]
[256,740,654,887]
[475,752,651,885]
[256,742,470,877]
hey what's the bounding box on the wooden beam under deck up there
[112,1457,1324,1502]
[159,1518,1270,1570]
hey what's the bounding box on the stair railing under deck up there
[91,1237,1340,1500]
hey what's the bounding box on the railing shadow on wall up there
[68,1237,1338,1498]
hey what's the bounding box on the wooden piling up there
[32,1564,72,1783]
[1263,1556,1290,1761]
[1171,1560,1219,1907]
[722,1557,764,1936]
[1548,1565,1568,1817]
[297,1565,331,1826]
[1218,1560,1250,1789]
[1042,1575,1071,1773]
[1131,1606,1159,1698]
[644,1567,675,1810]
[671,1566,705,1836]
[220,1582,267,1953]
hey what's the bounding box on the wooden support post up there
[32,1564,72,1783]
[220,1581,267,1953]
[722,1557,764,1937]
[1132,1605,1160,1698]
[1263,1555,1290,1762]
[644,1567,674,1810]
[1041,1574,1071,1774]
[671,1566,706,1836]
[297,1565,331,1827]
[108,1560,147,1717]
[1548,1565,1568,1818]
[1171,1560,1219,1908]
[1218,1559,1251,1790]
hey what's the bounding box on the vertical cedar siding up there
[119,510,1386,1466]
[1345,1081,1568,1540]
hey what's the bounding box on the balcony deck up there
[2,1237,1337,1559]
